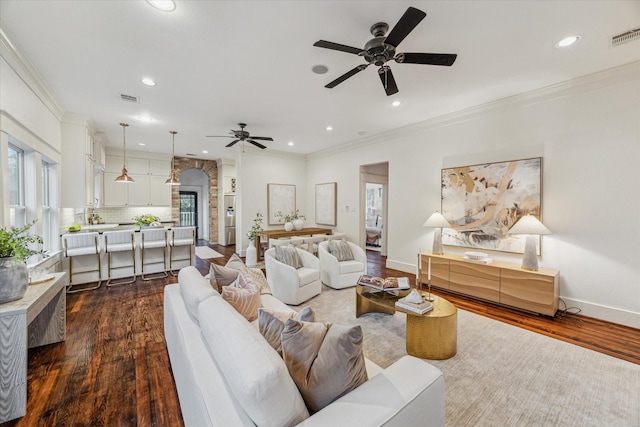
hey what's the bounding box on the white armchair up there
[264,247,322,305]
[318,240,367,289]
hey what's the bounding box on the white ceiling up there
[1,1,639,160]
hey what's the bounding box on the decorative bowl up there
[465,251,488,260]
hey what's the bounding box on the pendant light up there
[115,123,134,183]
[166,130,180,185]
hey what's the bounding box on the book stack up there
[395,296,434,315]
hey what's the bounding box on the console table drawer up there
[450,271,500,302]
[450,260,499,281]
[500,269,558,316]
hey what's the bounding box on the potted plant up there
[0,220,44,304]
[246,212,263,267]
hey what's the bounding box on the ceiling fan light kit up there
[313,6,457,96]
[206,123,273,150]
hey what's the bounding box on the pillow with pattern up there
[221,274,262,322]
[328,239,354,261]
[275,245,302,269]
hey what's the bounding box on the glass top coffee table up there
[355,285,457,360]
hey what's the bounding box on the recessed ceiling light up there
[288,141,294,146]
[312,65,329,75]
[391,100,401,107]
[137,116,154,123]
[138,143,146,146]
[147,0,175,12]
[141,77,156,86]
[202,150,208,154]
[555,35,581,48]
[325,126,333,131]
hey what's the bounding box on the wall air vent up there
[120,93,140,103]
[611,27,640,46]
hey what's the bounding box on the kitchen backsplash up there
[60,207,172,228]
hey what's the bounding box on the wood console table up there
[419,252,559,316]
[0,272,67,423]
[255,227,332,261]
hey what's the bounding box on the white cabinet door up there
[127,174,150,206]
[84,157,94,206]
[150,159,171,176]
[149,176,172,206]
[127,158,149,175]
[103,173,127,206]
[105,155,123,173]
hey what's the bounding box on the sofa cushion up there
[198,297,310,427]
[275,245,302,269]
[328,239,354,261]
[221,275,262,322]
[178,266,219,321]
[258,307,315,355]
[210,263,240,291]
[281,319,368,413]
[338,260,365,275]
[297,266,320,287]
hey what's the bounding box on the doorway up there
[359,162,389,256]
[179,191,198,237]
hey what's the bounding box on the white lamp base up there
[432,228,444,255]
[521,235,539,271]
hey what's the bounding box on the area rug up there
[194,246,223,260]
[298,286,640,427]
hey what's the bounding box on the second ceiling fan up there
[313,6,457,96]
[206,123,273,149]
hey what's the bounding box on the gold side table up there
[401,294,457,360]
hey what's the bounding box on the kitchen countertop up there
[60,222,177,235]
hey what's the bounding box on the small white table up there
[0,272,67,423]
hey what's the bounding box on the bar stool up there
[103,229,136,286]
[169,226,196,275]
[62,232,102,293]
[141,228,168,280]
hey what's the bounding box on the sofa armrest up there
[296,356,445,427]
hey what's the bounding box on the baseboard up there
[386,258,639,330]
[559,297,640,330]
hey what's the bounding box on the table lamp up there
[508,214,551,271]
[423,212,451,255]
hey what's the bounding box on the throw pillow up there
[328,239,354,261]
[281,319,368,413]
[275,245,302,269]
[244,267,272,295]
[221,281,262,322]
[258,307,315,355]
[209,263,240,292]
[226,253,247,271]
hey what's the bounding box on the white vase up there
[246,240,257,267]
[284,222,294,232]
[292,219,304,231]
[0,257,28,304]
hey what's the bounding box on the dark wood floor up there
[4,244,638,426]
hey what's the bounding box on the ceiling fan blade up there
[225,140,240,147]
[206,135,232,138]
[384,7,426,48]
[378,67,399,96]
[396,52,457,66]
[248,140,267,149]
[325,64,369,88]
[313,40,364,55]
[250,136,274,141]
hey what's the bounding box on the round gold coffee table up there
[356,287,457,360]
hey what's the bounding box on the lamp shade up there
[509,215,551,235]
[423,212,451,228]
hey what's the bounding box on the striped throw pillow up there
[275,245,302,269]
[222,277,262,322]
[328,239,354,261]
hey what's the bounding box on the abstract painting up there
[441,157,542,254]
[267,183,296,225]
[315,182,337,225]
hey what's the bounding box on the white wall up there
[236,148,307,256]
[303,62,640,328]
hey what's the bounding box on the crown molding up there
[0,23,64,121]
[308,60,640,161]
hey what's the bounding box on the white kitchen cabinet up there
[102,167,171,207]
[61,122,96,208]
[103,173,128,206]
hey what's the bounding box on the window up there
[41,160,52,251]
[8,144,26,227]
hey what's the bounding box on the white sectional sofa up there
[164,266,446,427]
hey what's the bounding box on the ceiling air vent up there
[611,27,640,47]
[120,93,140,103]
